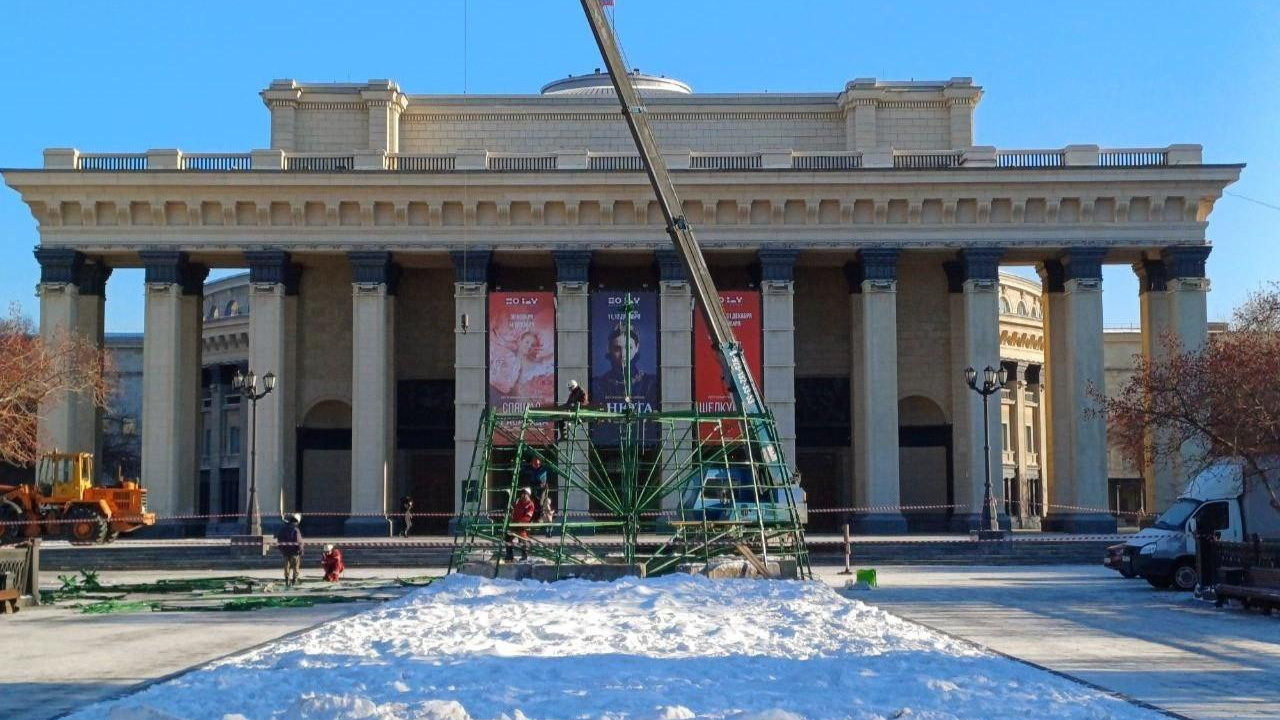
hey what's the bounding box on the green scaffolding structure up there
[448,404,812,579]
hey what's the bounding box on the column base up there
[947,513,1014,533]
[343,516,393,537]
[1042,512,1117,534]
[849,512,908,535]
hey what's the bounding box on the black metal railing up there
[588,155,645,171]
[892,153,961,169]
[996,151,1065,168]
[1098,149,1168,167]
[792,154,862,170]
[487,155,557,171]
[389,155,456,171]
[78,154,148,171]
[284,155,354,171]
[181,155,252,171]
[690,154,762,170]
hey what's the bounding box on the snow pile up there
[73,574,1161,720]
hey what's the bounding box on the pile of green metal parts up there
[46,570,433,614]
[449,405,811,579]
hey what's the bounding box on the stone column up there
[845,250,906,533]
[347,251,398,536]
[656,250,694,513]
[554,250,592,516]
[33,249,110,463]
[452,250,491,516]
[244,250,301,530]
[1030,364,1048,518]
[1009,362,1030,524]
[759,249,799,471]
[1137,247,1211,511]
[945,249,1005,531]
[140,251,207,527]
[1044,249,1116,532]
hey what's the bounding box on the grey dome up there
[541,70,692,96]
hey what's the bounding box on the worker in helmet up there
[558,379,589,439]
[506,487,537,561]
[564,379,588,409]
[274,513,304,588]
[321,543,345,582]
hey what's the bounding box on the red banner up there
[694,291,762,441]
[489,292,556,445]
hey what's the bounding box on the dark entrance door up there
[898,424,954,531]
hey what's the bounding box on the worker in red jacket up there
[506,487,537,561]
[321,543,345,582]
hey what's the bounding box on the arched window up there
[1017,301,1029,316]
[225,300,240,317]
[1000,297,1012,314]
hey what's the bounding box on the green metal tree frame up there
[448,403,812,579]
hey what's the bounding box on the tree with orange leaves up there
[0,305,110,467]
[1098,284,1280,509]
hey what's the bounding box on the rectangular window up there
[204,428,212,458]
[1025,424,1034,449]
[1001,422,1011,448]
[226,425,241,456]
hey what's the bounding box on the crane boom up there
[579,0,782,468]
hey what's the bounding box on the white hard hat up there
[520,487,532,495]
[568,379,579,389]
[324,543,334,553]
[291,513,302,523]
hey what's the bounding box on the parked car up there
[1103,543,1137,578]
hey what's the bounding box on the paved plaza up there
[839,565,1280,720]
[3,565,1279,719]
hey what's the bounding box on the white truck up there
[1120,459,1280,590]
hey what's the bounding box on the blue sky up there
[1,0,1276,332]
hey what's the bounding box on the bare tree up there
[0,304,110,467]
[1098,284,1280,508]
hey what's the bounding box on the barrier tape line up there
[0,500,1154,527]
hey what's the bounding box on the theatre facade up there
[4,74,1240,534]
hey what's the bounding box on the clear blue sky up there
[1,0,1276,332]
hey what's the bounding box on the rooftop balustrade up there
[40,144,1202,173]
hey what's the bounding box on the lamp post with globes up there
[965,365,1008,539]
[233,368,276,536]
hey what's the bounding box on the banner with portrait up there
[488,292,555,444]
[590,291,659,444]
[694,291,762,441]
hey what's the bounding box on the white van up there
[1124,459,1280,590]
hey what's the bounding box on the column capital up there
[943,247,1003,292]
[140,250,207,295]
[1134,258,1168,293]
[33,248,112,296]
[1059,248,1107,283]
[843,248,899,293]
[245,249,301,295]
[1037,259,1065,294]
[757,248,799,283]
[348,251,399,294]
[1162,245,1211,280]
[654,248,687,283]
[450,249,491,285]
[1003,360,1030,385]
[552,249,592,284]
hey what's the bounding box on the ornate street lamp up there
[965,364,1008,539]
[233,368,276,536]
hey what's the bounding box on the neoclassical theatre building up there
[5,73,1240,534]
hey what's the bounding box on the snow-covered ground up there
[75,574,1163,720]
